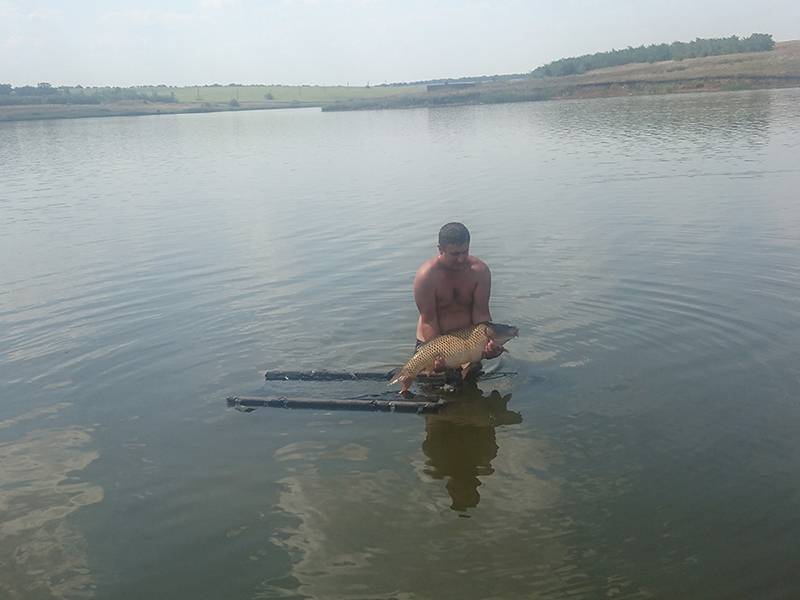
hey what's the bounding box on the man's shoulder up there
[415,257,441,283]
[468,256,490,275]
[416,256,437,272]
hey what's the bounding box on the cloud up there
[199,0,240,9]
[102,8,197,26]
[280,0,319,4]
[3,34,41,50]
[27,7,61,20]
[278,0,380,4]
[0,1,20,19]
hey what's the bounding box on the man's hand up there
[483,340,505,360]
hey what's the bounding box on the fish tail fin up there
[389,369,414,392]
[388,369,409,385]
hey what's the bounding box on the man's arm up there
[414,266,440,342]
[471,262,492,325]
[472,263,503,359]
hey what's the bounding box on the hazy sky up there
[1,0,798,87]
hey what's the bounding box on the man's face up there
[438,243,469,269]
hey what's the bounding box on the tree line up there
[0,83,177,106]
[532,33,775,78]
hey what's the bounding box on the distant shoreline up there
[324,41,800,112]
[323,75,800,112]
[0,100,317,123]
[3,40,799,122]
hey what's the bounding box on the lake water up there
[2,88,800,599]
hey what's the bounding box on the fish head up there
[485,322,519,345]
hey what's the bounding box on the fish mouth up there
[490,324,519,337]
[486,324,518,345]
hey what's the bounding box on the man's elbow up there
[418,317,439,340]
[473,311,492,325]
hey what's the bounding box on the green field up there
[6,39,799,122]
[138,84,425,104]
[326,40,800,111]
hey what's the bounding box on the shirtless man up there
[414,222,504,371]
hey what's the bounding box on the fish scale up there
[390,322,518,389]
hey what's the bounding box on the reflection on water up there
[0,416,103,599]
[537,90,773,150]
[2,88,800,598]
[266,382,568,600]
[422,384,521,511]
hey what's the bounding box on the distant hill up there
[324,40,800,112]
[3,38,799,122]
[532,34,775,78]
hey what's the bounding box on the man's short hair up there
[438,222,470,247]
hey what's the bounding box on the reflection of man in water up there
[422,387,521,511]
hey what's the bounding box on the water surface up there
[2,89,800,599]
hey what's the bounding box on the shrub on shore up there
[532,34,775,78]
[0,84,178,106]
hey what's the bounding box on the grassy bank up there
[160,84,424,104]
[324,40,800,112]
[0,84,425,122]
[3,41,799,122]
[0,100,316,122]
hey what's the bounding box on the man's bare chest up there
[434,275,477,307]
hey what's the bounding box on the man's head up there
[438,222,471,269]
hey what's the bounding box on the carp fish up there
[390,322,519,392]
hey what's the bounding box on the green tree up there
[531,34,775,77]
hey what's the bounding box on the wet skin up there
[414,243,505,372]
